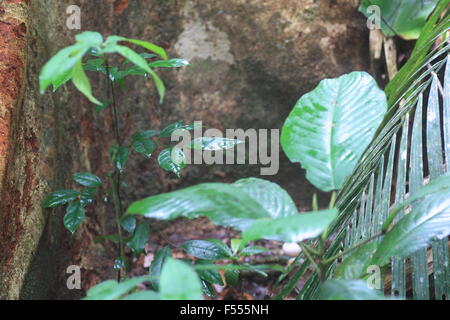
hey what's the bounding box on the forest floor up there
[125,217,300,300]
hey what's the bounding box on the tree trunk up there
[0,0,368,299]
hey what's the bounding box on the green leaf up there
[64,201,85,234]
[335,242,378,280]
[39,42,90,94]
[42,190,80,208]
[51,67,73,92]
[72,59,102,105]
[72,172,102,188]
[109,145,130,172]
[131,137,156,158]
[233,178,298,219]
[281,72,387,192]
[239,246,269,257]
[126,222,151,255]
[122,290,160,300]
[114,45,152,73]
[224,269,240,286]
[159,258,203,300]
[230,239,242,255]
[79,187,98,206]
[159,121,183,138]
[383,174,450,232]
[241,209,338,244]
[317,280,386,300]
[75,31,103,46]
[149,246,172,290]
[157,148,186,178]
[371,190,450,267]
[149,58,190,68]
[120,215,137,233]
[189,137,243,151]
[359,0,439,40]
[182,239,232,260]
[124,38,168,60]
[196,260,224,285]
[200,280,216,299]
[126,178,298,231]
[83,276,151,300]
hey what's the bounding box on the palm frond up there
[288,4,449,300]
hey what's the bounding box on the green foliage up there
[149,246,172,290]
[317,280,386,300]
[157,148,186,178]
[281,72,387,192]
[159,259,203,300]
[372,190,450,266]
[182,239,232,260]
[241,209,337,245]
[39,31,185,104]
[126,221,151,255]
[42,190,80,208]
[63,201,85,234]
[359,0,439,39]
[72,172,102,188]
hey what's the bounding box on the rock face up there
[0,0,368,299]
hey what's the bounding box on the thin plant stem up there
[105,58,126,282]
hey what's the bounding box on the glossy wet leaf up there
[241,209,338,244]
[42,190,80,208]
[196,261,224,285]
[109,145,130,172]
[63,201,85,234]
[200,280,216,299]
[225,269,240,286]
[79,187,98,206]
[335,242,378,280]
[131,138,156,158]
[159,121,184,138]
[359,0,439,39]
[281,72,387,192]
[126,222,151,255]
[149,58,190,68]
[233,178,298,219]
[159,259,203,300]
[126,179,296,231]
[317,280,386,300]
[182,239,232,260]
[149,246,172,290]
[371,190,450,266]
[189,137,243,151]
[157,148,186,178]
[72,172,102,188]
